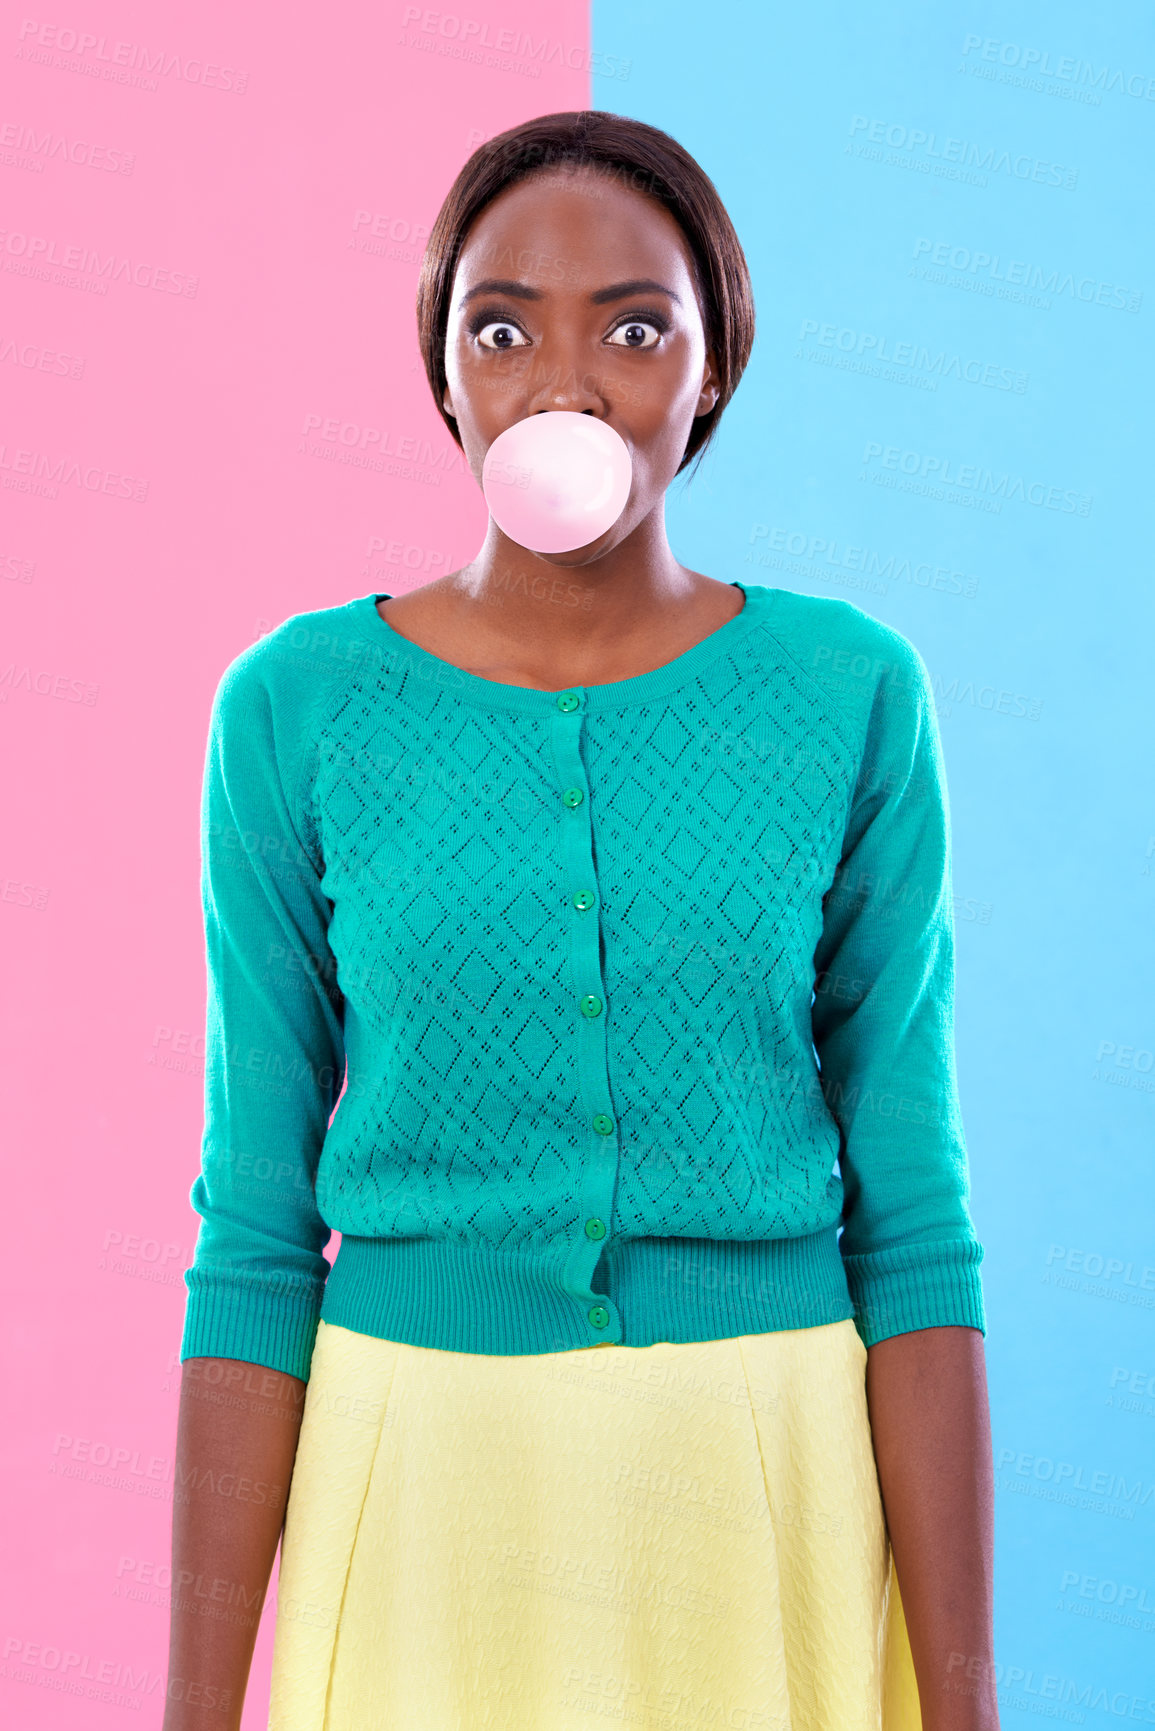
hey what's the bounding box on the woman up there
[166,112,1000,1731]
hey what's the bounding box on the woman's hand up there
[866,1325,1001,1731]
[162,1357,307,1731]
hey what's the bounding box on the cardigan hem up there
[319,1226,859,1358]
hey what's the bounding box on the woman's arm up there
[162,1358,306,1731]
[866,1325,1000,1731]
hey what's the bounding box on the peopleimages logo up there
[796,318,1028,393]
[860,441,1092,516]
[14,19,249,93]
[0,119,135,174]
[0,440,148,502]
[959,34,1155,102]
[0,226,198,297]
[846,115,1078,189]
[0,335,85,379]
[911,238,1142,313]
[746,525,980,600]
[396,8,631,80]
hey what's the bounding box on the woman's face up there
[441,164,720,563]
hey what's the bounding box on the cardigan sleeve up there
[810,633,986,1347]
[179,656,345,1382]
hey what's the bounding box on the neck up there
[449,504,704,659]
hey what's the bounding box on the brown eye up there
[475,320,530,350]
[607,320,662,350]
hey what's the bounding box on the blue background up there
[595,2,1155,1715]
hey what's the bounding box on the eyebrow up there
[458,277,682,309]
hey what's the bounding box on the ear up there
[695,348,721,418]
[443,387,456,419]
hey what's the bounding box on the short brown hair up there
[415,110,756,478]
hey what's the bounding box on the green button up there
[585,1217,606,1240]
[572,889,595,911]
[580,994,602,1018]
[588,1305,610,1330]
[562,787,584,808]
[592,1114,614,1136]
[556,691,580,712]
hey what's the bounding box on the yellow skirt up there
[268,1317,922,1730]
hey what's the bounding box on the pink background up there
[1,5,586,1721]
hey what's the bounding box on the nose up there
[524,351,606,418]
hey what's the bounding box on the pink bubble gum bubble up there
[481,412,633,554]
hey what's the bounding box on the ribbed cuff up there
[840,1238,987,1347]
[180,1268,327,1382]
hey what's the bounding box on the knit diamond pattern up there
[307,627,858,1250]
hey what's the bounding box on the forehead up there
[454,166,697,292]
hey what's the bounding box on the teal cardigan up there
[180,580,986,1382]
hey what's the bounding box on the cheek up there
[448,346,535,410]
[444,339,477,395]
[619,439,674,506]
[628,397,701,490]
